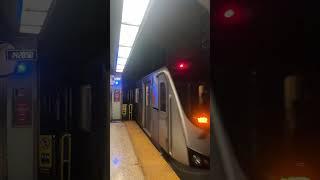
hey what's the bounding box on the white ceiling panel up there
[119,24,139,47]
[23,0,53,11]
[19,25,42,34]
[117,58,127,65]
[118,46,131,58]
[122,0,150,25]
[20,11,47,26]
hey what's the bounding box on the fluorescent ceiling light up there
[117,58,127,65]
[117,64,125,69]
[116,66,125,73]
[115,0,150,73]
[118,46,131,58]
[23,0,53,11]
[20,11,47,26]
[20,25,41,34]
[19,0,54,34]
[122,0,150,25]
[119,24,139,47]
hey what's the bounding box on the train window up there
[127,91,130,102]
[160,82,166,112]
[145,85,149,106]
[174,82,210,126]
[131,90,134,103]
[198,85,209,105]
[135,88,139,103]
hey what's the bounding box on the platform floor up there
[110,121,144,180]
[110,120,179,180]
[124,121,179,180]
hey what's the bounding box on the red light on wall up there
[224,9,235,18]
[176,62,188,70]
[216,3,250,25]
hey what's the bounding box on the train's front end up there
[169,57,210,169]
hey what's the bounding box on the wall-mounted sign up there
[122,104,127,116]
[13,88,32,127]
[114,89,120,102]
[39,135,53,169]
[6,49,37,61]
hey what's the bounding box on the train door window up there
[148,85,152,105]
[135,88,139,103]
[126,90,129,102]
[131,90,134,103]
[198,85,209,106]
[160,82,166,112]
[146,85,149,106]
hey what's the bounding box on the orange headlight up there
[197,117,208,124]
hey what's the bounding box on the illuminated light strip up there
[117,57,127,65]
[116,68,123,73]
[121,0,150,26]
[119,24,139,47]
[116,0,150,73]
[19,0,54,34]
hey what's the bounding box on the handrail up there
[128,104,133,120]
[168,95,172,155]
[60,134,71,180]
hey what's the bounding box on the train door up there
[144,81,152,135]
[158,74,169,152]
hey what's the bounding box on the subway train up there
[125,61,210,170]
[121,0,211,172]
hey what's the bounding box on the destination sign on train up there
[6,49,37,61]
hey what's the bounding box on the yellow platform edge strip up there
[124,121,180,180]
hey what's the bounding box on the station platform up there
[110,120,179,180]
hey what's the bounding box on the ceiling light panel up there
[20,11,47,26]
[23,0,53,11]
[117,58,127,65]
[117,64,125,69]
[119,24,139,47]
[122,0,150,25]
[20,25,42,34]
[118,46,132,58]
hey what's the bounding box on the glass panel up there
[160,82,166,112]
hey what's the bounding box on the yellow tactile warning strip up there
[124,121,180,180]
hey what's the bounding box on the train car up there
[121,0,210,172]
[131,63,210,169]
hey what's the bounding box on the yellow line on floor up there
[124,121,180,180]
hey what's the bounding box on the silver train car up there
[132,66,210,169]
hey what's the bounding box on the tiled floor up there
[110,120,179,180]
[124,121,179,180]
[110,122,144,180]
